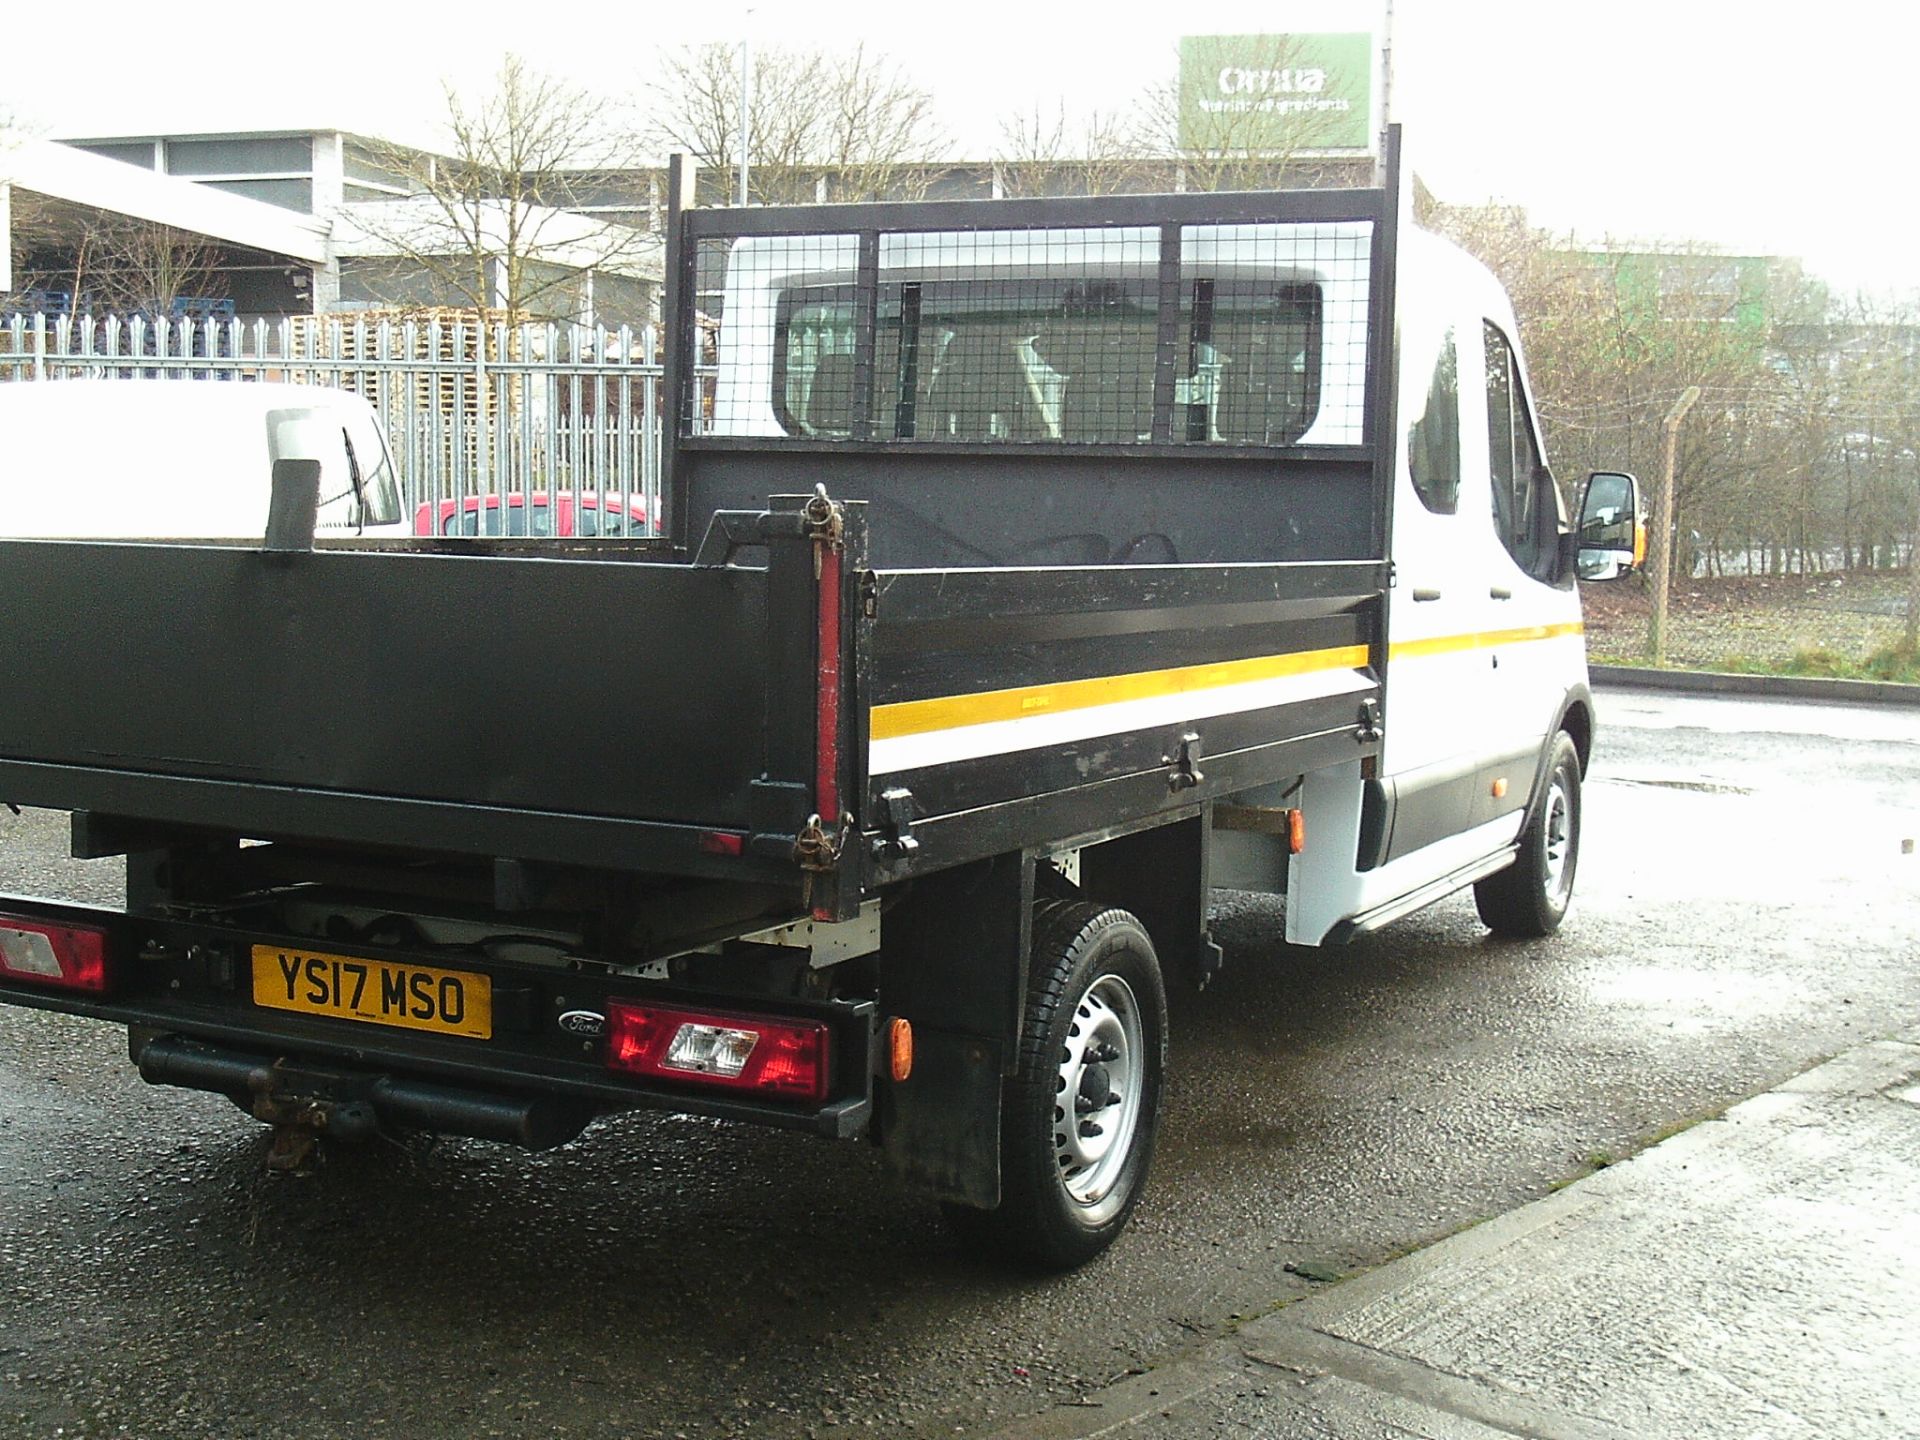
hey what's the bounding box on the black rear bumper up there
[0,897,876,1143]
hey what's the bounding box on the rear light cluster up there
[606,1000,829,1103]
[0,915,110,993]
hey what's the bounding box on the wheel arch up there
[1518,684,1593,831]
[1557,685,1595,778]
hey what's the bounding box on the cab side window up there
[1483,322,1556,580]
[1406,324,1459,514]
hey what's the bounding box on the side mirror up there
[264,406,327,552]
[1573,470,1643,582]
[265,458,322,552]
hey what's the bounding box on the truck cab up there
[1289,230,1596,944]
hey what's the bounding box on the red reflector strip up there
[605,1000,829,1103]
[0,915,110,993]
[697,829,746,857]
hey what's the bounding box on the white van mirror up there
[265,407,326,551]
[265,458,322,551]
[1574,471,1643,582]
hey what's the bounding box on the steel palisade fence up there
[1578,564,1917,680]
[0,310,671,538]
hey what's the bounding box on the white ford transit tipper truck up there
[0,136,1644,1268]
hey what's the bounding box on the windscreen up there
[333,412,402,528]
[444,499,556,537]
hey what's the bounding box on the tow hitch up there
[130,1032,594,1161]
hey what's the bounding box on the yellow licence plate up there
[250,946,493,1040]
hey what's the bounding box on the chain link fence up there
[1582,564,1918,683]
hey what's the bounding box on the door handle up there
[1411,587,1443,602]
[1489,586,1513,600]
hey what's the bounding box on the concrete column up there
[308,259,340,316]
[306,131,346,316]
[311,131,346,216]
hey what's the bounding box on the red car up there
[413,491,649,538]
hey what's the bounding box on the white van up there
[0,379,406,540]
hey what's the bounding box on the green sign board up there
[1178,33,1374,154]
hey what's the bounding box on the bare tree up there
[1831,293,1920,634]
[994,104,1148,198]
[1,112,24,295]
[5,198,222,317]
[87,219,223,315]
[819,45,945,201]
[993,36,1362,201]
[342,54,653,320]
[1431,201,1858,579]
[642,42,944,204]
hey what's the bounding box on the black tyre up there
[944,900,1167,1270]
[1475,730,1582,937]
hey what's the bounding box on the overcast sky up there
[6,0,1914,295]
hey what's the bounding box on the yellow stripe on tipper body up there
[1389,622,1583,662]
[870,643,1372,742]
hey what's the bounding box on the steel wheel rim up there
[1541,775,1574,904]
[1053,973,1145,1215]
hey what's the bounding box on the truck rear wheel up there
[944,900,1167,1270]
[1475,730,1581,937]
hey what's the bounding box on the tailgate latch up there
[1356,697,1384,745]
[795,812,850,871]
[1164,732,1204,792]
[796,811,854,912]
[803,484,846,578]
[871,787,920,864]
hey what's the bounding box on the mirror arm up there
[1557,530,1581,578]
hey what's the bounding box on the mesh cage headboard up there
[678,191,1386,457]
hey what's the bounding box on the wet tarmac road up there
[2,686,1916,1439]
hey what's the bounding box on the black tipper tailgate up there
[0,540,787,870]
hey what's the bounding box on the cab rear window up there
[772,279,1321,445]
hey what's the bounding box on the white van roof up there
[0,379,375,540]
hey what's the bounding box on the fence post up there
[1907,463,1919,652]
[1648,385,1701,666]
[474,317,491,486]
[31,311,45,381]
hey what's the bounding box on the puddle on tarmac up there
[1583,964,1801,1033]
[1602,775,1755,796]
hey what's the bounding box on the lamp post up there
[737,11,754,207]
